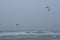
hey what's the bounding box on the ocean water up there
[0,31,60,40]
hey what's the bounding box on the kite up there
[45,6,50,12]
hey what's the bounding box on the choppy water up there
[0,31,60,40]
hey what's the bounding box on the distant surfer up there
[16,24,19,26]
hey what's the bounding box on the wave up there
[0,31,60,37]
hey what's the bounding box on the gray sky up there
[0,0,60,31]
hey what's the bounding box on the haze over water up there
[0,0,60,40]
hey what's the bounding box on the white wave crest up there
[0,32,60,36]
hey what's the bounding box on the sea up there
[0,31,60,40]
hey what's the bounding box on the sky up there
[0,0,60,31]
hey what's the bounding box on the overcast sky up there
[0,0,60,31]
